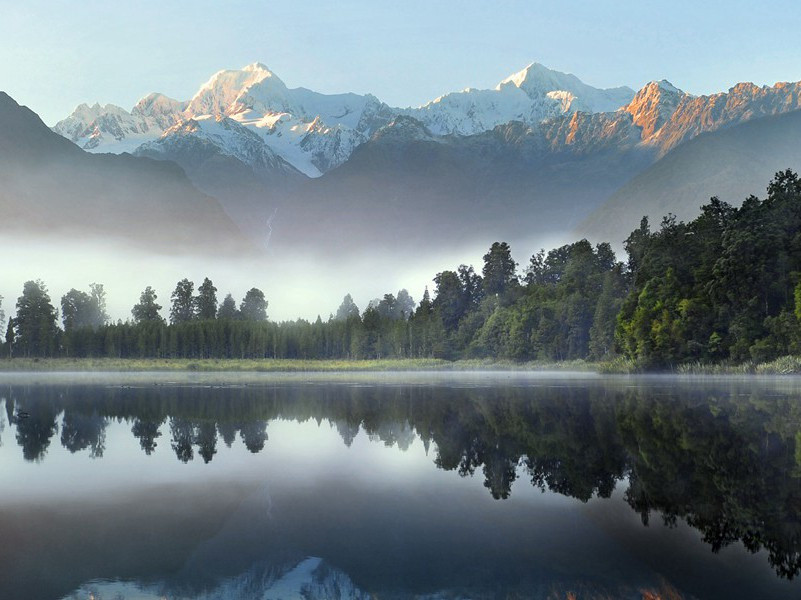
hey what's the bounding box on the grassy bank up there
[8,356,801,374]
[675,356,801,375]
[597,355,801,375]
[0,357,600,373]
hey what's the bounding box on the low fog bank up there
[0,231,571,324]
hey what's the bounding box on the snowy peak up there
[53,61,801,181]
[53,100,170,153]
[497,62,636,113]
[406,62,636,136]
[623,79,687,140]
[132,93,187,129]
[187,63,284,116]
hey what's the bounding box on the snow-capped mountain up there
[53,93,187,153]
[404,62,635,136]
[137,115,298,176]
[52,61,638,177]
[54,62,396,177]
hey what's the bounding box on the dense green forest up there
[4,170,801,368]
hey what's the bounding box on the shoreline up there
[0,357,599,373]
[3,356,801,375]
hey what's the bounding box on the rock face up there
[651,81,801,155]
[622,80,687,141]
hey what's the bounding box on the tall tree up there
[13,280,59,357]
[335,294,360,320]
[395,289,416,320]
[240,288,268,321]
[433,270,467,331]
[89,284,109,327]
[170,279,195,324]
[132,287,163,323]
[61,284,108,331]
[482,242,518,296]
[195,277,218,320]
[217,293,239,319]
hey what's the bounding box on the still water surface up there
[2,371,801,599]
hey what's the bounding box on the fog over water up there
[1,231,570,322]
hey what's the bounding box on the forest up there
[4,170,801,368]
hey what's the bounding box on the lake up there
[1,371,800,599]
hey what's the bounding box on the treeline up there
[0,239,625,361]
[4,169,801,366]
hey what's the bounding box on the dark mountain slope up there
[578,109,801,246]
[269,118,653,254]
[0,92,254,255]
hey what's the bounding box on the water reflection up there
[2,375,801,598]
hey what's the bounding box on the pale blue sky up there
[2,0,801,124]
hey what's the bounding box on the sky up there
[2,0,801,125]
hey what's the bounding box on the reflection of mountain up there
[63,556,370,600]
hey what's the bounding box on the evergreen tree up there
[195,277,218,320]
[61,284,108,331]
[396,289,416,320]
[14,280,59,357]
[217,293,239,319]
[170,279,195,324]
[482,242,518,296]
[335,294,360,320]
[240,288,268,321]
[132,287,163,323]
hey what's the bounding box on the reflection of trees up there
[616,391,801,579]
[240,421,267,453]
[61,412,106,457]
[132,418,163,455]
[170,418,195,463]
[196,422,218,463]
[6,380,801,578]
[10,396,60,462]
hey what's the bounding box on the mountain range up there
[8,61,801,256]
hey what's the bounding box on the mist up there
[0,231,571,324]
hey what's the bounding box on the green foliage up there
[195,278,218,320]
[240,288,268,321]
[132,286,163,324]
[618,170,801,368]
[170,278,195,324]
[482,241,518,297]
[217,293,239,320]
[13,280,59,357]
[61,284,108,332]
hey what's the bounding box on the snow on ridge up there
[52,61,639,175]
